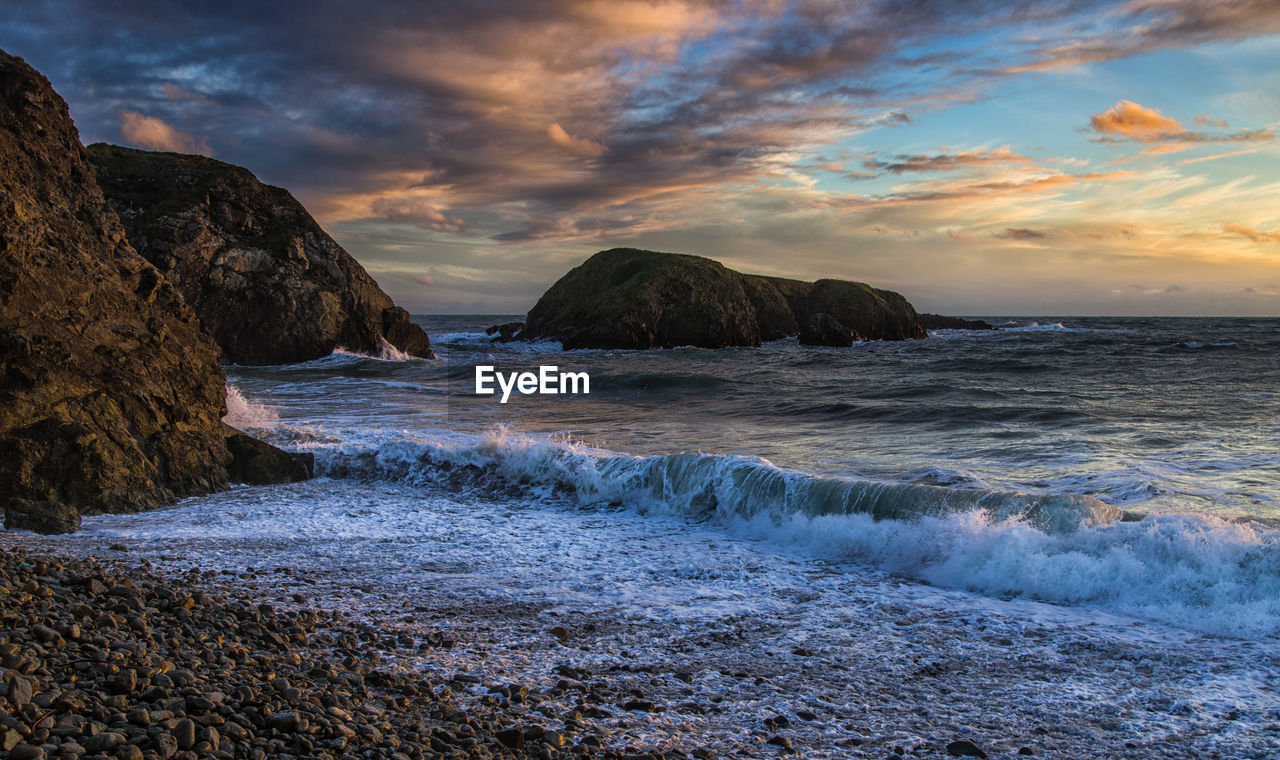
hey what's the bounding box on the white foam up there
[282,426,1280,638]
[223,384,279,431]
[333,338,415,362]
[1001,321,1072,332]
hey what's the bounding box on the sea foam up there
[284,426,1280,637]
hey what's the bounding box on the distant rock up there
[87,144,435,364]
[0,50,229,533]
[485,321,525,343]
[520,248,925,349]
[800,279,924,345]
[522,249,762,349]
[920,313,995,331]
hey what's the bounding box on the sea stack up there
[521,248,927,350]
[87,144,435,365]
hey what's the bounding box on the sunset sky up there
[5,0,1279,315]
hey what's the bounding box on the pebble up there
[946,738,989,758]
[0,545,648,760]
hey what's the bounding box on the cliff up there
[0,51,232,532]
[521,248,926,349]
[87,144,434,365]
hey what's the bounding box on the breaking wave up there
[264,427,1280,636]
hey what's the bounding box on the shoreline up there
[7,488,1280,760]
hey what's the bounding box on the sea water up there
[16,315,1280,758]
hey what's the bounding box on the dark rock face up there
[800,279,925,345]
[523,249,762,350]
[225,430,313,485]
[380,306,433,357]
[920,313,995,330]
[485,321,525,343]
[86,144,435,364]
[0,50,231,533]
[799,312,858,347]
[521,248,925,349]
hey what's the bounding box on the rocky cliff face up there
[521,248,926,349]
[0,51,233,533]
[87,144,434,365]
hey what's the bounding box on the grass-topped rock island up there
[519,248,927,350]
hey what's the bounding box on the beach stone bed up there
[0,548,671,760]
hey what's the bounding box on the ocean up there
[13,315,1280,758]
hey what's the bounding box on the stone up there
[946,739,988,758]
[6,670,35,709]
[105,670,136,695]
[622,699,656,712]
[152,733,177,759]
[0,49,232,533]
[224,431,312,485]
[87,144,435,364]
[81,732,126,753]
[172,719,196,751]
[265,712,300,732]
[4,729,24,752]
[495,727,524,749]
[9,743,45,760]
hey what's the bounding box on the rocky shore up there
[0,546,677,760]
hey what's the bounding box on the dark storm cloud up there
[865,147,1032,174]
[1000,0,1280,73]
[2,0,1277,247]
[995,227,1049,240]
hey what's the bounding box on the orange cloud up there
[118,110,212,155]
[1088,101,1272,154]
[1090,101,1182,142]
[873,170,1133,206]
[1179,147,1265,165]
[370,198,469,232]
[1222,223,1280,243]
[547,123,605,156]
[1194,114,1228,128]
[1138,142,1193,156]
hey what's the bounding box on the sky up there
[4,0,1279,315]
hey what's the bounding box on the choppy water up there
[14,315,1280,758]
[191,315,1280,638]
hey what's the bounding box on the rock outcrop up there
[87,144,434,365]
[800,279,924,345]
[1,50,311,534]
[919,313,995,331]
[0,50,232,533]
[521,248,925,349]
[225,428,313,485]
[485,321,525,343]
